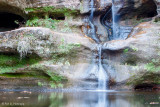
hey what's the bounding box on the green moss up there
[25,17,59,29]
[25,6,80,17]
[154,16,160,22]
[46,70,66,83]
[127,73,160,86]
[0,54,41,74]
[52,40,81,64]
[144,59,160,72]
[123,56,138,66]
[29,65,67,88]
[0,53,67,89]
[25,6,80,31]
[123,48,129,53]
[35,70,66,88]
[131,46,138,52]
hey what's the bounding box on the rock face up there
[0,0,160,90]
[0,27,95,90]
[0,27,94,57]
[102,21,160,90]
[0,0,158,41]
[0,0,80,11]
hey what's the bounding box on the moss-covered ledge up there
[25,6,80,19]
[0,53,68,89]
[126,72,160,90]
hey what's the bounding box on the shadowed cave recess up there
[0,12,25,32]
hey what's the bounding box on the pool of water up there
[0,90,159,107]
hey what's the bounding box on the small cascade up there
[97,44,108,90]
[83,0,109,90]
[112,0,121,40]
[89,0,100,43]
[111,0,133,40]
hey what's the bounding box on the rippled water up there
[0,91,160,107]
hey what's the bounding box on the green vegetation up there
[61,22,72,32]
[127,58,160,86]
[123,48,129,53]
[123,47,139,66]
[46,70,65,83]
[123,56,138,66]
[144,59,160,72]
[25,6,80,31]
[127,72,160,86]
[49,82,63,88]
[25,6,80,17]
[58,39,81,54]
[0,54,41,74]
[153,16,160,22]
[25,17,60,29]
[37,70,66,88]
[38,81,64,88]
[131,46,138,52]
[52,39,81,64]
[0,53,66,89]
[0,73,33,78]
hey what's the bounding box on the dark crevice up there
[0,12,25,32]
[134,84,155,90]
[49,14,65,20]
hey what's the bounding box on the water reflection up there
[0,91,160,107]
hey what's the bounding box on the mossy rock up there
[0,53,41,74]
[127,72,160,86]
[25,6,80,19]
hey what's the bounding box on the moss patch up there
[25,6,80,18]
[0,53,41,74]
[144,59,160,72]
[52,40,81,65]
[127,72,160,86]
[25,17,59,29]
[123,56,138,66]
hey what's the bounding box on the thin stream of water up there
[97,44,108,90]
[112,0,120,40]
[89,0,109,90]
[89,0,100,43]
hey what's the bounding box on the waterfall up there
[97,44,108,90]
[89,0,100,43]
[86,0,109,90]
[111,0,130,40]
[112,0,120,40]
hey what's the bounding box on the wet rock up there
[102,21,160,90]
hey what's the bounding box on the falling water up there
[86,0,109,90]
[89,0,100,43]
[97,44,109,90]
[111,0,131,40]
[112,0,120,39]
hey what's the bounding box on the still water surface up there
[0,91,160,107]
